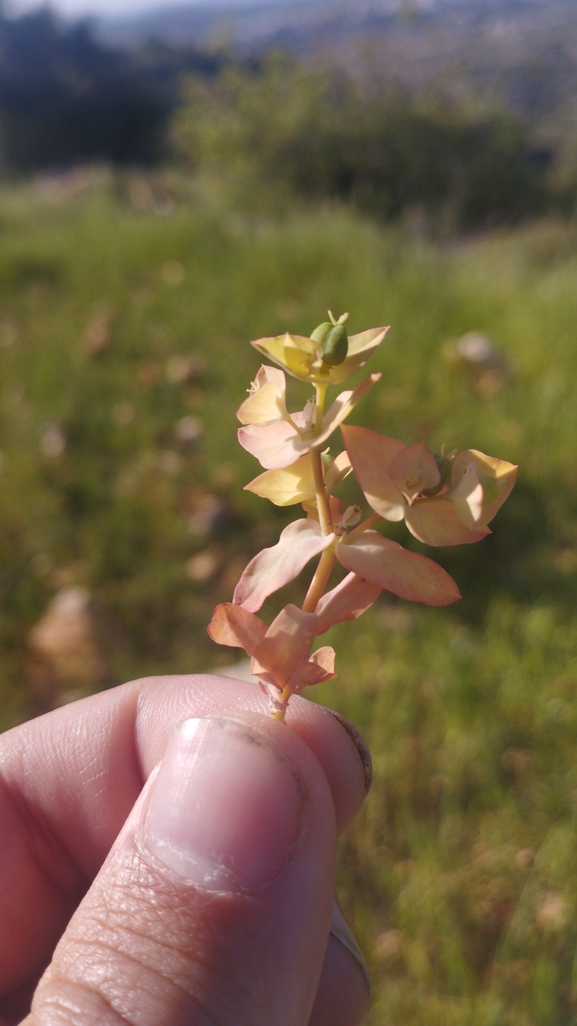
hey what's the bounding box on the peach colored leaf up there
[301,499,319,520]
[405,498,491,546]
[238,376,380,470]
[341,424,405,521]
[309,645,336,672]
[388,441,440,502]
[291,647,337,688]
[244,455,316,506]
[448,461,485,528]
[251,332,318,382]
[315,572,382,633]
[345,325,389,356]
[251,327,389,385]
[327,326,389,384]
[252,604,318,686]
[207,603,267,653]
[336,530,461,606]
[250,334,290,364]
[314,375,381,449]
[237,420,301,470]
[325,451,352,494]
[233,520,334,613]
[451,449,518,526]
[236,366,287,425]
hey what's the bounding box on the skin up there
[0,673,371,1026]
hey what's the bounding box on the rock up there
[28,587,105,694]
[443,331,510,397]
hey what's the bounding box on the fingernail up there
[330,900,371,994]
[323,708,373,794]
[144,716,308,893]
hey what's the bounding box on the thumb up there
[28,712,350,1026]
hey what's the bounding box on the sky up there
[9,0,282,18]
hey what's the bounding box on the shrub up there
[174,54,550,232]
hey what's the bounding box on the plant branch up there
[344,513,382,545]
[311,447,333,535]
[314,382,327,428]
[270,685,292,723]
[302,545,336,613]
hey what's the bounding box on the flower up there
[237,365,380,470]
[232,517,461,613]
[341,425,517,546]
[251,325,389,385]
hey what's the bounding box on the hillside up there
[98,0,577,82]
[97,0,577,145]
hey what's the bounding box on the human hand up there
[0,673,372,1025]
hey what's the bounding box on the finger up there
[0,674,370,999]
[309,937,369,1026]
[137,679,371,834]
[0,902,373,1026]
[29,713,339,1026]
[309,901,371,1026]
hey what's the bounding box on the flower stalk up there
[302,546,337,615]
[311,448,333,536]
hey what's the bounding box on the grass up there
[1,169,577,1021]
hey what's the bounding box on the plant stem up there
[271,383,335,721]
[270,684,293,723]
[311,448,332,536]
[302,545,337,613]
[344,513,382,544]
[309,381,333,535]
[314,382,327,427]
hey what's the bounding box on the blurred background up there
[1,0,577,1020]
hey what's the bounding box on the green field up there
[1,171,577,1023]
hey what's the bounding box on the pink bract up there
[208,601,336,695]
[232,518,461,611]
[341,424,516,546]
[238,368,380,470]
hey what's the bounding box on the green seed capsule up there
[310,322,333,346]
[310,322,348,366]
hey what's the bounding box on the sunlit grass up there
[320,598,577,1023]
[1,173,577,1021]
